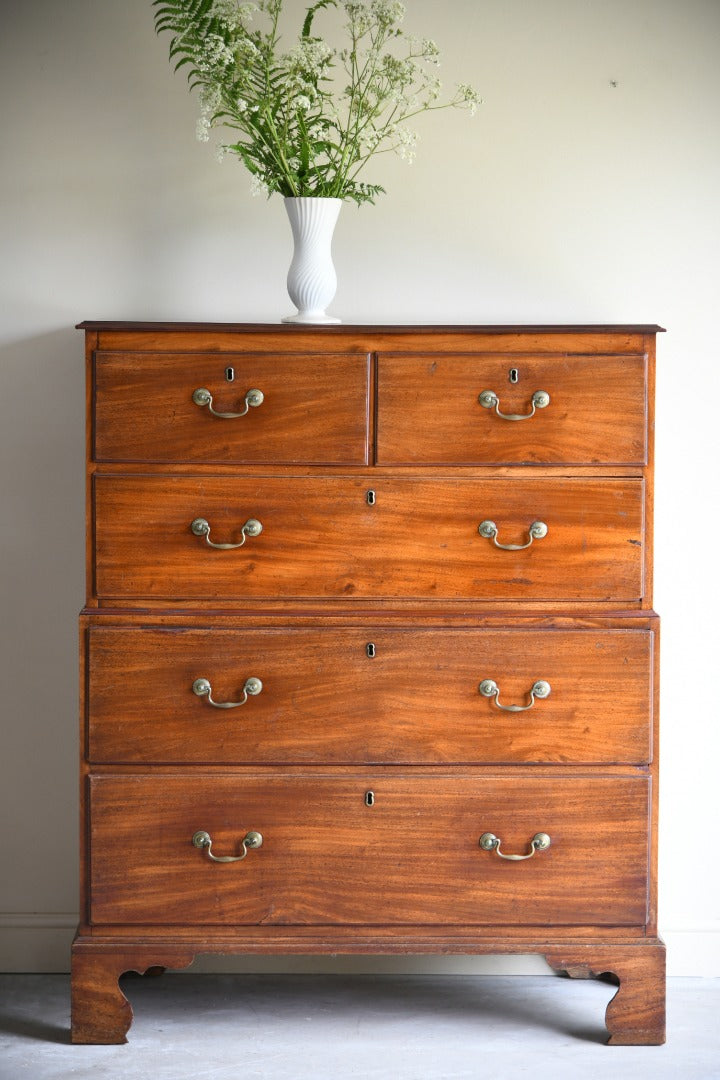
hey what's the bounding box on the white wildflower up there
[381,53,414,86]
[395,125,417,162]
[290,37,334,76]
[407,35,439,64]
[457,82,481,115]
[196,85,221,142]
[421,38,440,64]
[370,0,405,28]
[344,3,373,35]
[197,33,235,73]
[250,174,269,197]
[200,85,221,113]
[358,127,383,153]
[211,0,257,30]
[236,36,260,60]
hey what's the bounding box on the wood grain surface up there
[87,772,650,927]
[87,625,653,765]
[93,351,370,464]
[93,474,645,601]
[377,352,647,465]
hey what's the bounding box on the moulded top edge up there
[75,321,666,334]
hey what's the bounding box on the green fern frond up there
[302,0,338,40]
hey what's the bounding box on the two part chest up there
[73,324,664,1045]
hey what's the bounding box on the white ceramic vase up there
[283,197,341,324]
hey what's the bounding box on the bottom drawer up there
[88,773,650,927]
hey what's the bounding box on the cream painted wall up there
[1,0,718,976]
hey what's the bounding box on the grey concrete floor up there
[0,973,717,1080]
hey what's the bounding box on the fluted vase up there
[283,197,341,324]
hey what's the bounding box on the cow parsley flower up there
[290,37,334,76]
[195,32,237,76]
[395,126,417,162]
[344,3,373,35]
[370,0,406,29]
[250,173,270,197]
[457,82,482,115]
[213,0,257,31]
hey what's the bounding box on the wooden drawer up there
[87,627,653,765]
[93,351,370,464]
[87,773,650,926]
[377,353,647,464]
[94,475,644,602]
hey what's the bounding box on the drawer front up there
[93,351,370,464]
[88,773,650,926]
[87,627,653,765]
[94,476,644,601]
[377,353,647,464]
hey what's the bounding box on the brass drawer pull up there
[479,832,551,860]
[478,678,551,712]
[192,386,264,418]
[478,519,548,550]
[191,516,263,549]
[192,829,263,863]
[192,676,263,708]
[478,389,550,420]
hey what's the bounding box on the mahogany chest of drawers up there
[72,323,665,1044]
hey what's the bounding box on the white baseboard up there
[662,929,720,977]
[1,916,717,976]
[0,914,78,973]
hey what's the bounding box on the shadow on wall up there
[0,327,85,913]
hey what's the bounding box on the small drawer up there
[377,353,647,464]
[88,773,650,927]
[93,351,370,464]
[86,626,653,765]
[93,475,645,602]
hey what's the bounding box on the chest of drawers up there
[71,323,665,1045]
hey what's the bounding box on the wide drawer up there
[377,353,647,464]
[88,773,650,926]
[92,351,370,464]
[93,475,644,601]
[86,627,653,765]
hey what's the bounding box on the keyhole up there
[366,642,376,658]
[366,490,376,506]
[365,791,375,807]
[225,366,235,382]
[509,368,519,384]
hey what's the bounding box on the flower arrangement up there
[153,0,480,205]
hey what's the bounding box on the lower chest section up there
[83,616,655,933]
